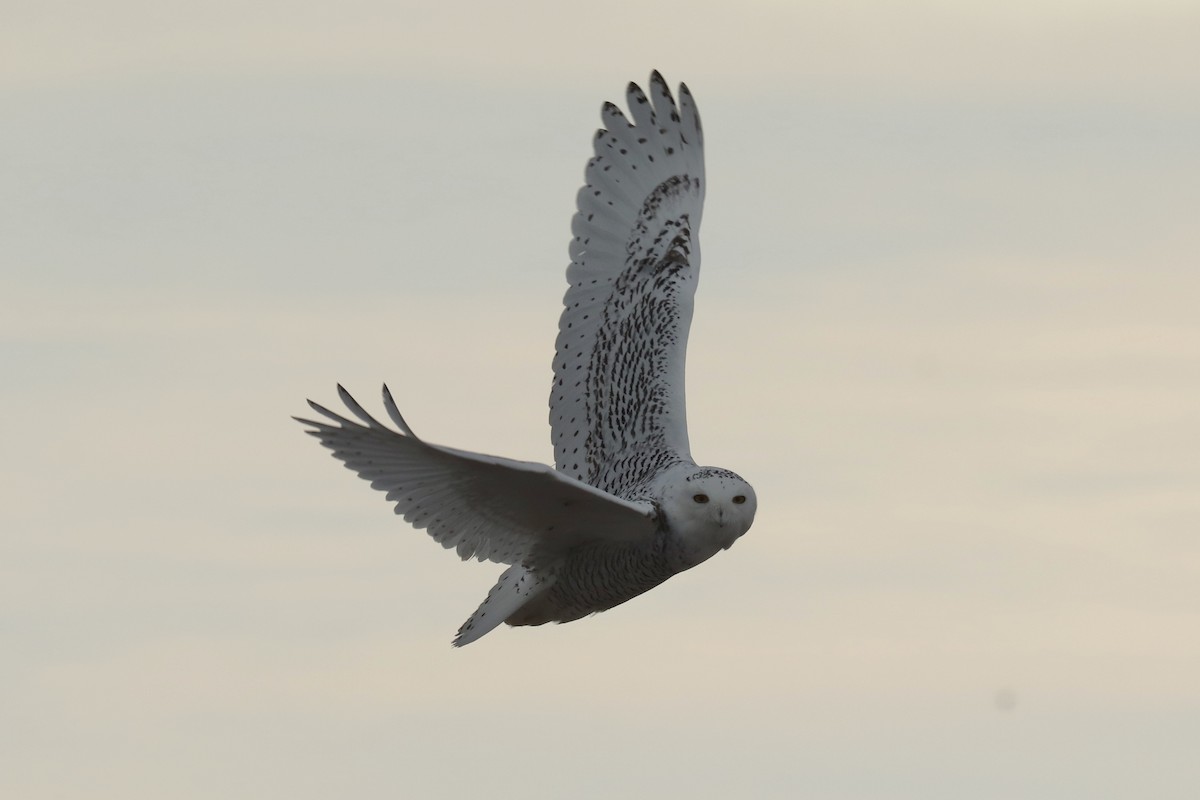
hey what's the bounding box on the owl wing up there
[296,385,658,566]
[551,72,706,495]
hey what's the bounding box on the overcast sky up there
[3,2,1199,798]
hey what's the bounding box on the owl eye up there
[732,495,747,504]
[692,493,709,504]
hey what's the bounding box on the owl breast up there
[506,534,681,626]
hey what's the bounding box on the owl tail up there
[452,565,555,647]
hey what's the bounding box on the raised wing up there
[552,71,705,496]
[295,385,658,566]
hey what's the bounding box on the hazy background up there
[4,1,1198,797]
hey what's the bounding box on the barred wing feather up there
[552,71,706,495]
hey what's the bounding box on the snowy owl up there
[296,72,756,646]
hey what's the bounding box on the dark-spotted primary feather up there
[553,71,706,497]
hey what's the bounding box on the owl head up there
[660,465,757,562]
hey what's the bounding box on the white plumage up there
[297,72,756,646]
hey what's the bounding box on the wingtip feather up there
[336,384,391,430]
[304,398,354,425]
[381,384,419,439]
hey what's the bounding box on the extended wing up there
[296,385,658,566]
[551,72,705,496]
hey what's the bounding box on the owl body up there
[454,462,755,643]
[297,73,757,646]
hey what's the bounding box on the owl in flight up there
[296,72,757,646]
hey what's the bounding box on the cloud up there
[4,0,1199,101]
[4,6,1199,796]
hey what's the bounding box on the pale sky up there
[3,2,1199,798]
